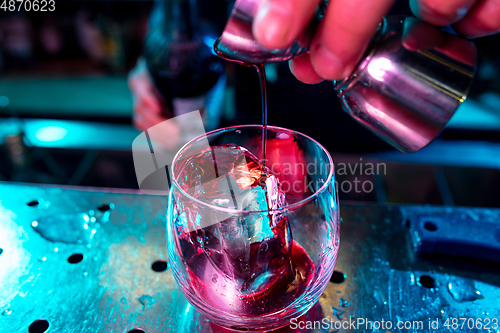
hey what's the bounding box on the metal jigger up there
[216,0,477,153]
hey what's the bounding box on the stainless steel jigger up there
[216,0,326,62]
[217,1,477,153]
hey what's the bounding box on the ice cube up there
[177,144,287,230]
[174,144,292,292]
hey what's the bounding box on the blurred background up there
[0,0,499,207]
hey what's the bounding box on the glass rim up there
[171,124,334,214]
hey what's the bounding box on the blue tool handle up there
[408,214,500,263]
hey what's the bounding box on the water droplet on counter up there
[31,213,98,244]
[332,306,345,320]
[447,276,483,302]
[95,203,114,222]
[409,273,415,285]
[137,295,156,310]
[339,298,352,307]
[2,309,12,316]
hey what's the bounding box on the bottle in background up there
[144,0,226,131]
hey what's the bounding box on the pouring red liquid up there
[214,38,268,166]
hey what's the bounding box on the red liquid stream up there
[214,39,267,166]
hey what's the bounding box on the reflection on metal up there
[31,213,98,244]
[335,16,477,153]
[405,66,465,103]
[216,0,326,63]
[417,50,474,78]
[1,183,500,332]
[403,205,500,262]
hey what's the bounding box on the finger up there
[133,112,152,132]
[135,102,167,127]
[133,114,149,132]
[253,0,322,50]
[309,0,395,81]
[133,106,159,132]
[147,118,182,149]
[410,0,478,26]
[289,52,324,84]
[133,105,181,150]
[402,18,447,51]
[141,93,162,114]
[129,77,163,114]
[401,19,477,66]
[133,116,181,151]
[452,0,500,37]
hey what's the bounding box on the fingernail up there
[409,0,420,18]
[254,3,292,48]
[310,43,349,80]
[411,0,465,25]
[456,7,468,20]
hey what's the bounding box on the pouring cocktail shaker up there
[216,0,477,153]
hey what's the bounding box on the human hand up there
[128,57,171,131]
[128,58,181,149]
[252,0,500,84]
